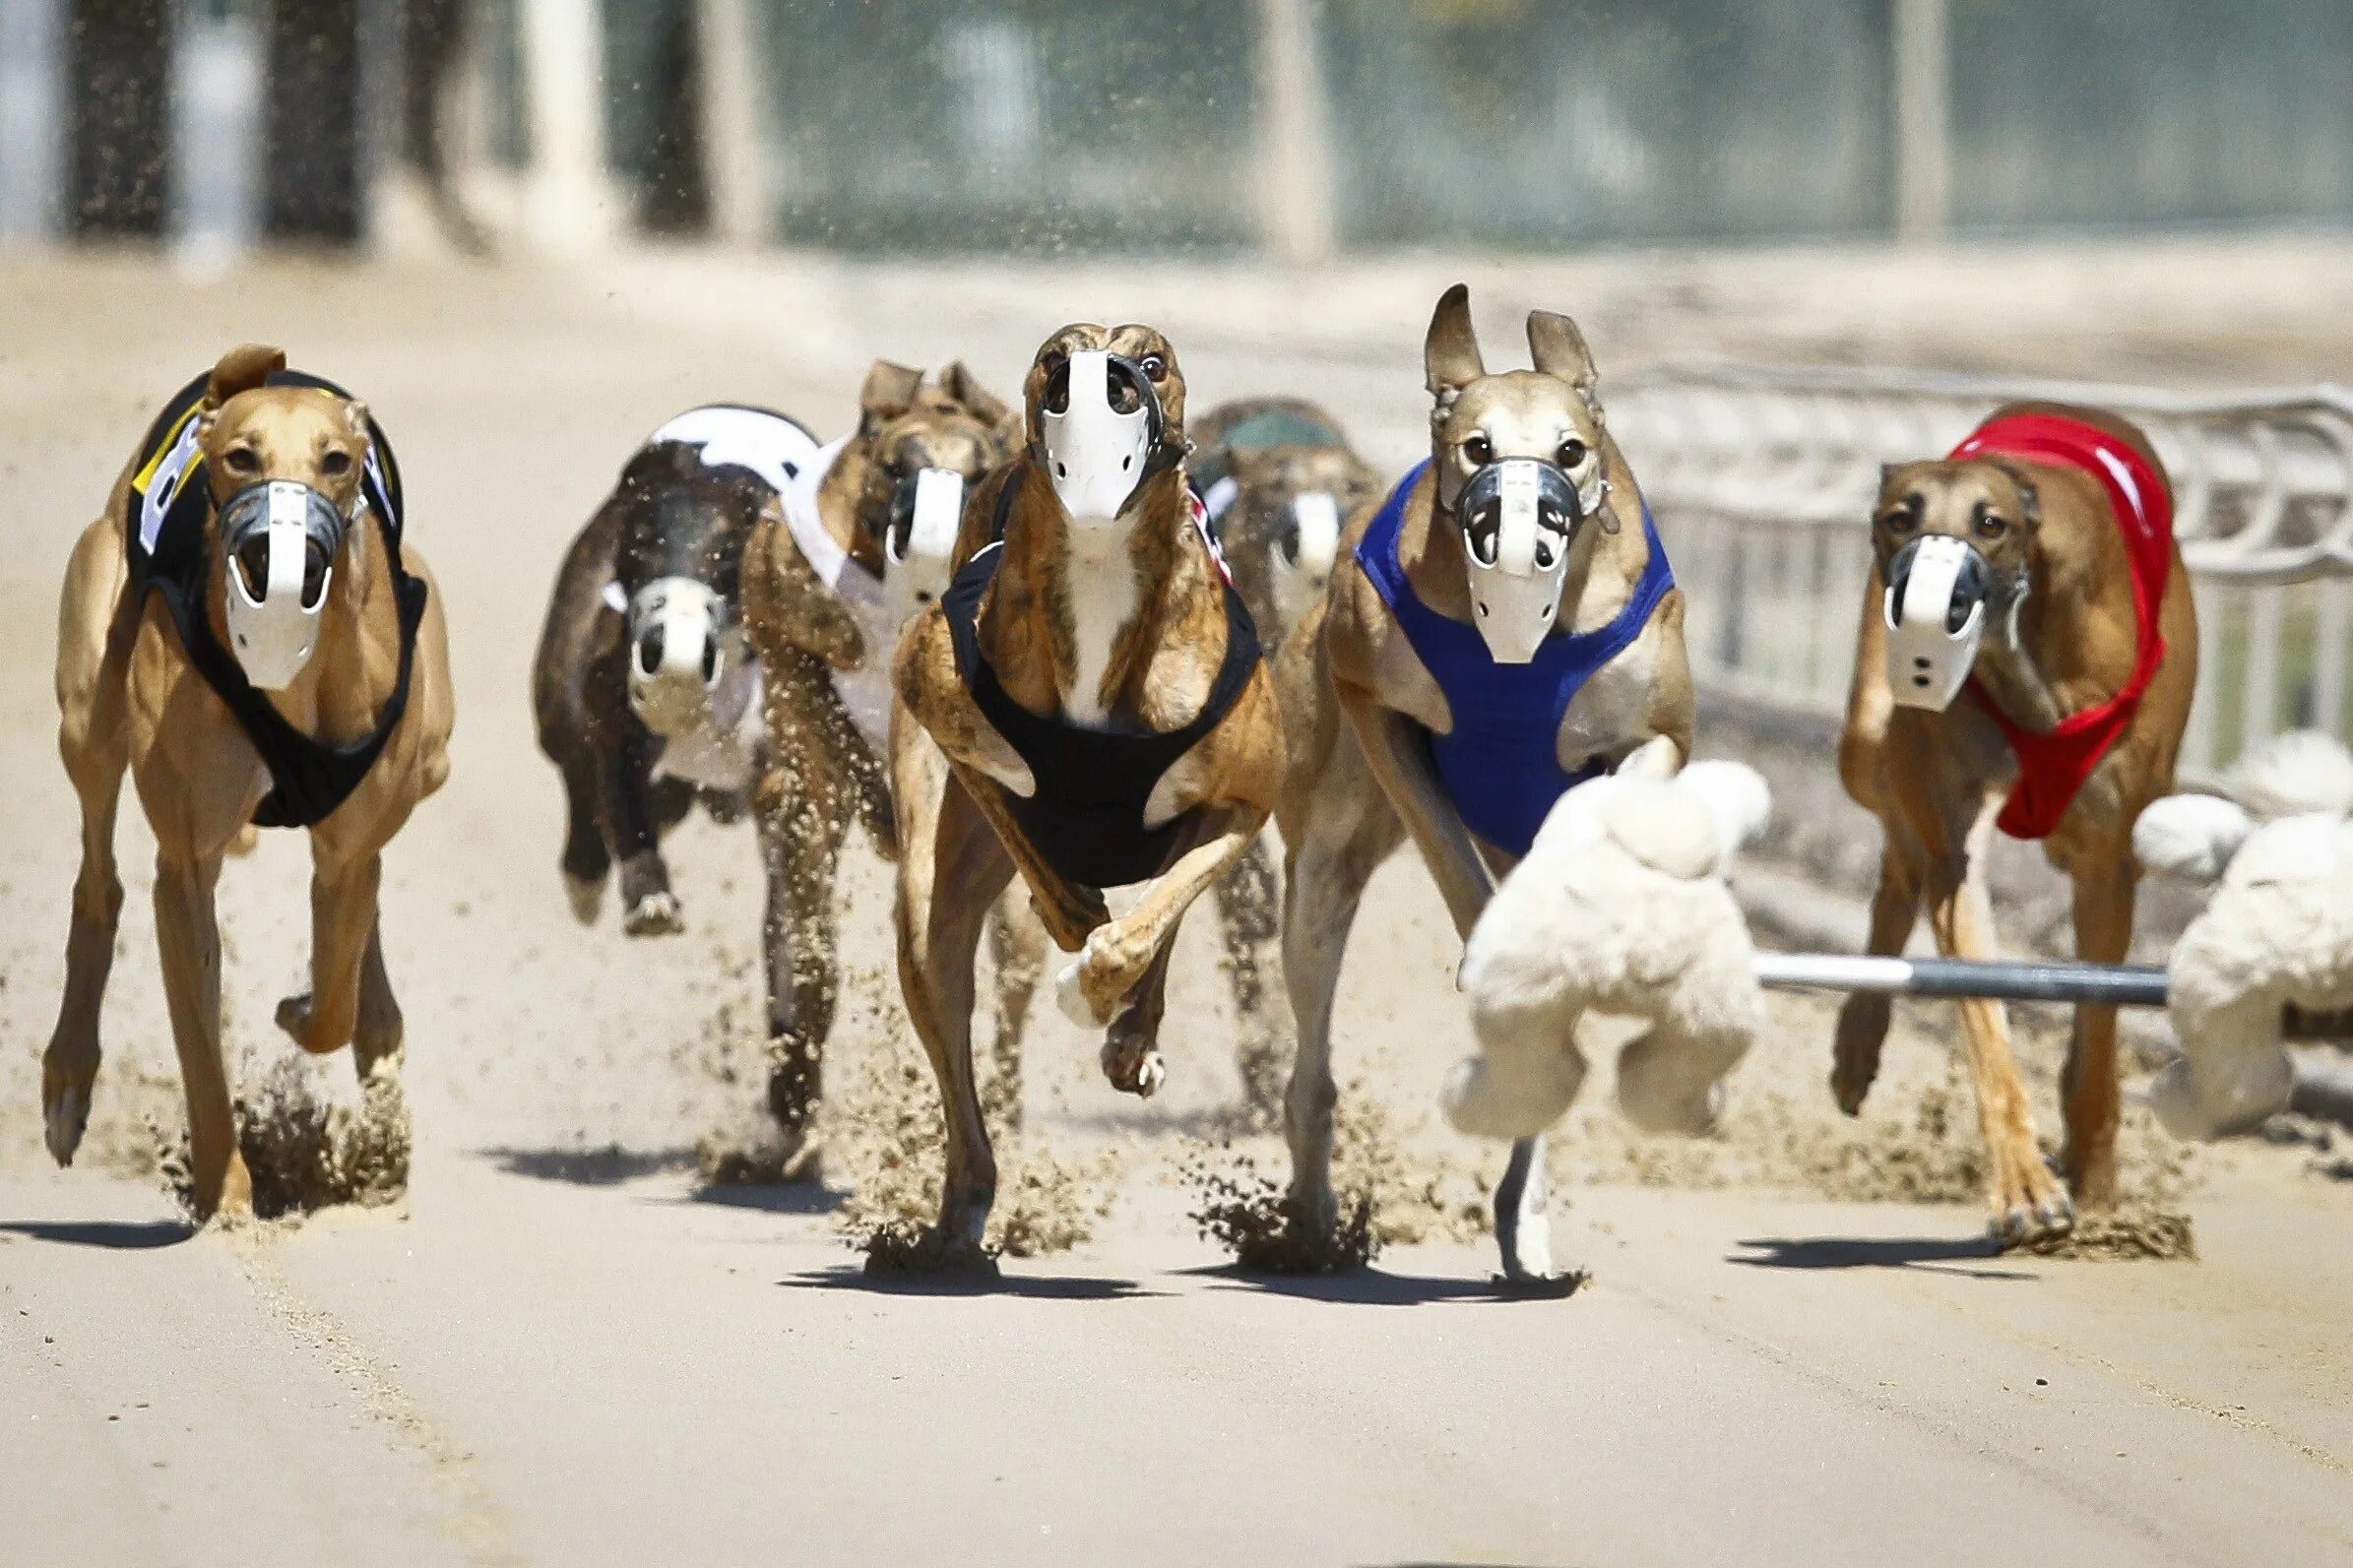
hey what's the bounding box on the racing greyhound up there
[43,344,455,1222]
[1836,402,2197,1243]
[1273,285,1695,1284]
[890,325,1286,1270]
[1192,398,1382,1115]
[735,360,1035,1152]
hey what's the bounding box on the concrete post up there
[517,0,610,250]
[1892,0,1951,242]
[695,0,766,245]
[1253,0,1337,265]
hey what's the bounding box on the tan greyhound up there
[42,344,454,1223]
[1273,285,1694,1285]
[889,324,1286,1270]
[1834,401,2196,1243]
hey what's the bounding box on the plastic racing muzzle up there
[1882,533,1995,710]
[1271,489,1342,628]
[220,479,346,690]
[1040,350,1166,523]
[1457,458,1582,664]
[881,466,966,624]
[627,576,733,736]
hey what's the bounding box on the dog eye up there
[1464,435,1494,465]
[320,450,353,478]
[1878,506,1916,533]
[223,447,260,475]
[1558,438,1587,469]
[1975,512,2007,540]
[1140,353,1167,382]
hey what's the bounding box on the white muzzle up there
[882,466,966,626]
[1042,350,1152,523]
[628,576,731,736]
[1461,459,1576,665]
[1882,534,1992,711]
[223,479,338,691]
[1272,489,1342,629]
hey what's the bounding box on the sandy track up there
[3,246,2353,1565]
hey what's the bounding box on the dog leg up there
[596,709,682,936]
[760,797,847,1156]
[1275,777,1399,1253]
[43,523,137,1166]
[2061,854,2135,1209]
[1213,834,1288,1124]
[555,746,610,924]
[1340,692,1494,939]
[154,848,250,1222]
[891,743,1013,1270]
[352,920,406,1084]
[274,843,382,1057]
[1926,804,2072,1245]
[1833,837,1923,1114]
[1053,820,1259,1039]
[983,892,1047,1132]
[1099,940,1180,1098]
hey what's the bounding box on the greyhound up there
[1271,285,1695,1285]
[534,403,821,941]
[1835,401,2197,1244]
[888,326,1287,1270]
[1191,398,1383,1115]
[42,344,455,1223]
[734,360,1036,1153]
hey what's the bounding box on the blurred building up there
[2,0,2351,255]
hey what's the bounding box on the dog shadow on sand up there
[1729,1234,2033,1281]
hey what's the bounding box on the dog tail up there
[2226,728,2353,822]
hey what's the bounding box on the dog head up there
[612,442,771,738]
[1023,323,1188,527]
[194,345,376,690]
[838,359,1015,620]
[1872,457,2039,710]
[1423,284,1615,663]
[1216,440,1380,640]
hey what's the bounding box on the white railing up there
[1612,363,2353,779]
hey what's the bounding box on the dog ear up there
[206,344,286,408]
[938,360,1015,436]
[340,399,371,441]
[1525,310,1598,401]
[1424,283,1485,401]
[858,360,925,434]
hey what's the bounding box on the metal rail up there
[1616,363,2353,778]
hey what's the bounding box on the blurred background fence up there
[8,0,2353,256]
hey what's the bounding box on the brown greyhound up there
[889,325,1286,1269]
[1272,285,1694,1284]
[43,344,454,1223]
[1835,401,2196,1244]
[1189,398,1384,1115]
[735,360,1041,1155]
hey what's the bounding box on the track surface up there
[5,247,2353,1566]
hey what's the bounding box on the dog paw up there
[1054,933,1121,1030]
[274,993,346,1056]
[563,871,604,926]
[623,890,684,937]
[1101,1035,1165,1098]
[1987,1150,2075,1247]
[43,1083,89,1167]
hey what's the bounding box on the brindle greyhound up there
[1835,401,2196,1243]
[735,360,1037,1152]
[1191,398,1382,1114]
[1273,286,1694,1284]
[890,325,1286,1269]
[43,344,454,1223]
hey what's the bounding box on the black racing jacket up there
[124,368,428,829]
[940,540,1261,890]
